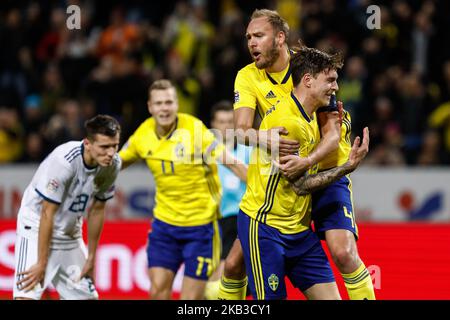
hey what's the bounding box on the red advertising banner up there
[1,221,450,300]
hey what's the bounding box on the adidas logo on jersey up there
[265,90,276,99]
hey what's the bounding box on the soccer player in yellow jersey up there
[218,9,341,300]
[119,79,247,300]
[239,46,369,300]
[280,109,376,300]
[219,9,375,300]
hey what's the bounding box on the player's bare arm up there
[234,107,299,156]
[17,200,59,292]
[79,198,106,282]
[276,102,342,180]
[289,127,369,196]
[312,105,342,162]
[218,148,248,182]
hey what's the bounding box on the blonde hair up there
[251,9,289,40]
[148,79,175,96]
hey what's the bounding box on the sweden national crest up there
[175,142,185,159]
[268,274,279,291]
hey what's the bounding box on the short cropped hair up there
[148,79,175,97]
[290,46,344,87]
[210,100,233,121]
[85,115,121,140]
[251,9,289,40]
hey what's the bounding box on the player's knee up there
[150,285,171,299]
[149,277,172,299]
[223,255,246,279]
[331,246,359,271]
[181,288,205,300]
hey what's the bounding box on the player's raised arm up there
[309,98,342,163]
[289,127,369,196]
[17,200,59,292]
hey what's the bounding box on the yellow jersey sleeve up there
[278,118,304,142]
[318,110,352,170]
[264,116,306,149]
[119,132,141,164]
[234,69,257,110]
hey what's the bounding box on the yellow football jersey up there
[318,110,352,170]
[240,93,321,234]
[119,113,223,227]
[234,59,350,171]
[234,62,293,119]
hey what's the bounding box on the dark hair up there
[85,115,121,140]
[251,9,289,41]
[210,100,233,121]
[290,45,344,87]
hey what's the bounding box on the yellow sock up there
[217,275,247,300]
[342,263,376,300]
[205,280,220,300]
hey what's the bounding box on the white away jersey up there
[17,141,121,249]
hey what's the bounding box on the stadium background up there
[1,0,450,299]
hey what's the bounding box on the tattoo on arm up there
[291,162,353,196]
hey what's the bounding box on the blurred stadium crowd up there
[0,0,449,165]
